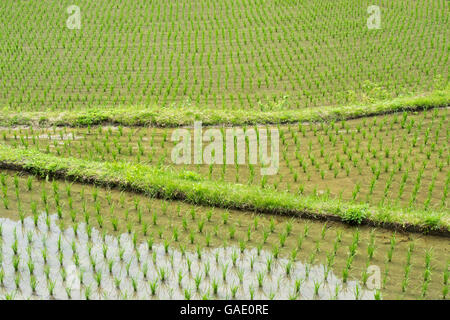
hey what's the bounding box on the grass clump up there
[340,206,368,225]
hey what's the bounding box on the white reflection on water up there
[0,214,376,300]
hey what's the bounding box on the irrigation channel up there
[0,171,448,300]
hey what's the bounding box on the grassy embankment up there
[0,144,447,235]
[0,90,448,128]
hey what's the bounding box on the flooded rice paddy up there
[0,170,448,300]
[1,108,448,211]
[0,215,375,300]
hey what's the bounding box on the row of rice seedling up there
[0,170,448,299]
[0,0,447,111]
[4,108,447,211]
[0,214,377,300]
[0,139,446,232]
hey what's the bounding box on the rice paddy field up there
[0,0,449,301]
[0,172,448,300]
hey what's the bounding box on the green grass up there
[0,90,448,127]
[0,143,447,234]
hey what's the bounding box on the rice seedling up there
[249,286,255,300]
[387,233,397,263]
[303,224,310,238]
[313,281,321,297]
[367,229,376,260]
[211,278,219,296]
[0,159,447,302]
[257,271,265,288]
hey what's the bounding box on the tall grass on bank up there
[0,144,447,234]
[0,91,448,128]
